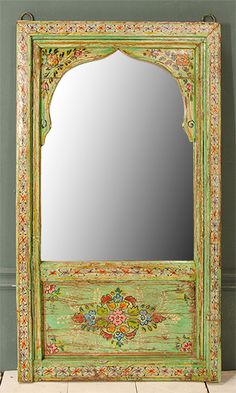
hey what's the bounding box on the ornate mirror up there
[16,20,221,382]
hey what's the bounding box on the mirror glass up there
[41,51,193,261]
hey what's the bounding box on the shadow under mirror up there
[41,51,193,261]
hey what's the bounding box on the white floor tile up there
[207,371,236,393]
[136,381,207,393]
[68,381,136,393]
[0,371,67,393]
[1,370,236,393]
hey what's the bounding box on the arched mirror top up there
[40,46,195,145]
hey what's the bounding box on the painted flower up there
[108,309,126,326]
[139,309,151,325]
[130,367,144,376]
[46,343,59,354]
[151,312,166,323]
[181,341,192,352]
[124,295,136,304]
[72,313,84,323]
[47,53,59,66]
[101,294,112,304]
[44,284,56,294]
[119,324,129,333]
[85,310,96,325]
[81,367,95,377]
[43,367,55,375]
[113,292,123,303]
[119,301,128,310]
[176,53,190,66]
[42,81,49,91]
[113,331,124,342]
[100,330,112,340]
[46,337,64,354]
[175,369,184,376]
[74,49,83,57]
[71,368,81,376]
[150,49,161,57]
[57,367,69,376]
[44,284,61,302]
[186,83,193,92]
[176,336,193,352]
[125,330,137,339]
[106,323,116,333]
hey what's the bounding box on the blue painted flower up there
[113,331,124,341]
[139,310,151,326]
[113,292,123,303]
[85,310,96,325]
[113,288,123,303]
[113,331,124,346]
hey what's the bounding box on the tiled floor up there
[0,371,235,392]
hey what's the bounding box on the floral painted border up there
[16,29,33,382]
[34,364,206,381]
[206,27,221,382]
[16,21,221,382]
[18,20,216,35]
[41,262,195,282]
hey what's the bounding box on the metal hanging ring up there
[202,14,217,22]
[20,12,35,21]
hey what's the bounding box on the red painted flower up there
[124,296,136,304]
[125,330,137,339]
[44,284,56,294]
[186,83,192,92]
[151,313,166,323]
[100,330,112,340]
[72,313,84,323]
[182,341,192,352]
[101,294,112,304]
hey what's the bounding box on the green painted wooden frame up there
[16,21,221,382]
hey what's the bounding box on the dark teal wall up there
[0,0,235,371]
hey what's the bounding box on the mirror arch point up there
[40,46,195,145]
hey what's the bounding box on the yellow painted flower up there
[47,53,59,66]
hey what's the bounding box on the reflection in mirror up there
[41,51,193,261]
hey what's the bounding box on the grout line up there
[135,381,139,393]
[66,381,69,393]
[204,381,210,393]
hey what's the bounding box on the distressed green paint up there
[16,21,221,382]
[43,282,195,355]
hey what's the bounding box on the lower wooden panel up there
[43,280,195,357]
[37,260,203,381]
